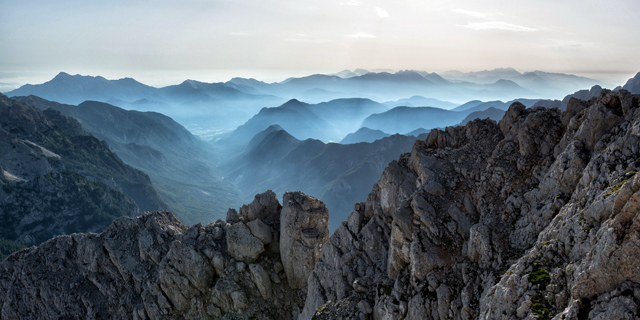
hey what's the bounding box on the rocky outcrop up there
[0,191,328,320]
[280,192,330,289]
[302,89,640,320]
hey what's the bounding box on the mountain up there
[223,98,389,144]
[440,68,609,99]
[458,106,506,125]
[13,95,241,225]
[6,73,286,136]
[230,70,546,104]
[559,85,603,110]
[227,99,336,142]
[383,96,457,109]
[4,91,640,320]
[223,126,427,231]
[622,72,640,94]
[451,99,484,112]
[4,72,160,105]
[361,106,468,134]
[0,94,166,248]
[462,98,541,113]
[340,127,390,144]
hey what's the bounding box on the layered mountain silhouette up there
[13,95,241,225]
[440,68,610,98]
[0,93,166,247]
[223,125,428,230]
[340,127,390,144]
[5,73,285,135]
[221,98,389,143]
[4,69,608,139]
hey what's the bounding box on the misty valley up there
[1,68,619,234]
[2,68,640,319]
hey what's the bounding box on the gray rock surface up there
[0,190,327,319]
[302,90,640,320]
[280,192,330,289]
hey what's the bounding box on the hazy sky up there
[2,0,640,88]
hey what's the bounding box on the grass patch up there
[528,268,551,289]
[531,295,551,320]
[603,179,628,197]
[0,238,26,260]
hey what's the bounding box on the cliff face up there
[2,90,640,320]
[0,191,328,320]
[302,89,640,320]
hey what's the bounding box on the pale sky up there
[1,0,639,89]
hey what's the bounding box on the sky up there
[1,0,640,90]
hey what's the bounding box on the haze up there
[2,0,640,90]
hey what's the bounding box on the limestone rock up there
[226,223,265,263]
[280,192,330,289]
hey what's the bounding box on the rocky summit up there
[2,89,640,320]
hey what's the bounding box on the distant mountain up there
[560,85,603,110]
[458,107,505,126]
[532,99,562,109]
[440,68,609,99]
[333,70,358,78]
[223,98,389,144]
[463,98,540,113]
[383,96,457,109]
[5,72,159,105]
[223,126,427,230]
[13,95,241,225]
[0,94,166,248]
[340,127,390,144]
[361,106,467,134]
[622,72,640,94]
[451,100,484,112]
[230,70,544,104]
[229,99,336,142]
[6,73,286,135]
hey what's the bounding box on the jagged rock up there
[249,263,273,300]
[239,190,282,222]
[227,208,240,223]
[247,218,273,245]
[226,223,265,263]
[302,90,640,320]
[280,192,330,289]
[0,202,309,319]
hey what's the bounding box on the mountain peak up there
[52,72,73,80]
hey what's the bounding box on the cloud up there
[284,38,330,43]
[339,0,363,5]
[376,7,388,18]
[545,39,595,49]
[453,8,488,19]
[348,32,376,39]
[229,32,250,36]
[465,21,538,32]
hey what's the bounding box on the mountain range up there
[12,95,241,225]
[4,89,640,320]
[4,69,610,139]
[222,124,428,230]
